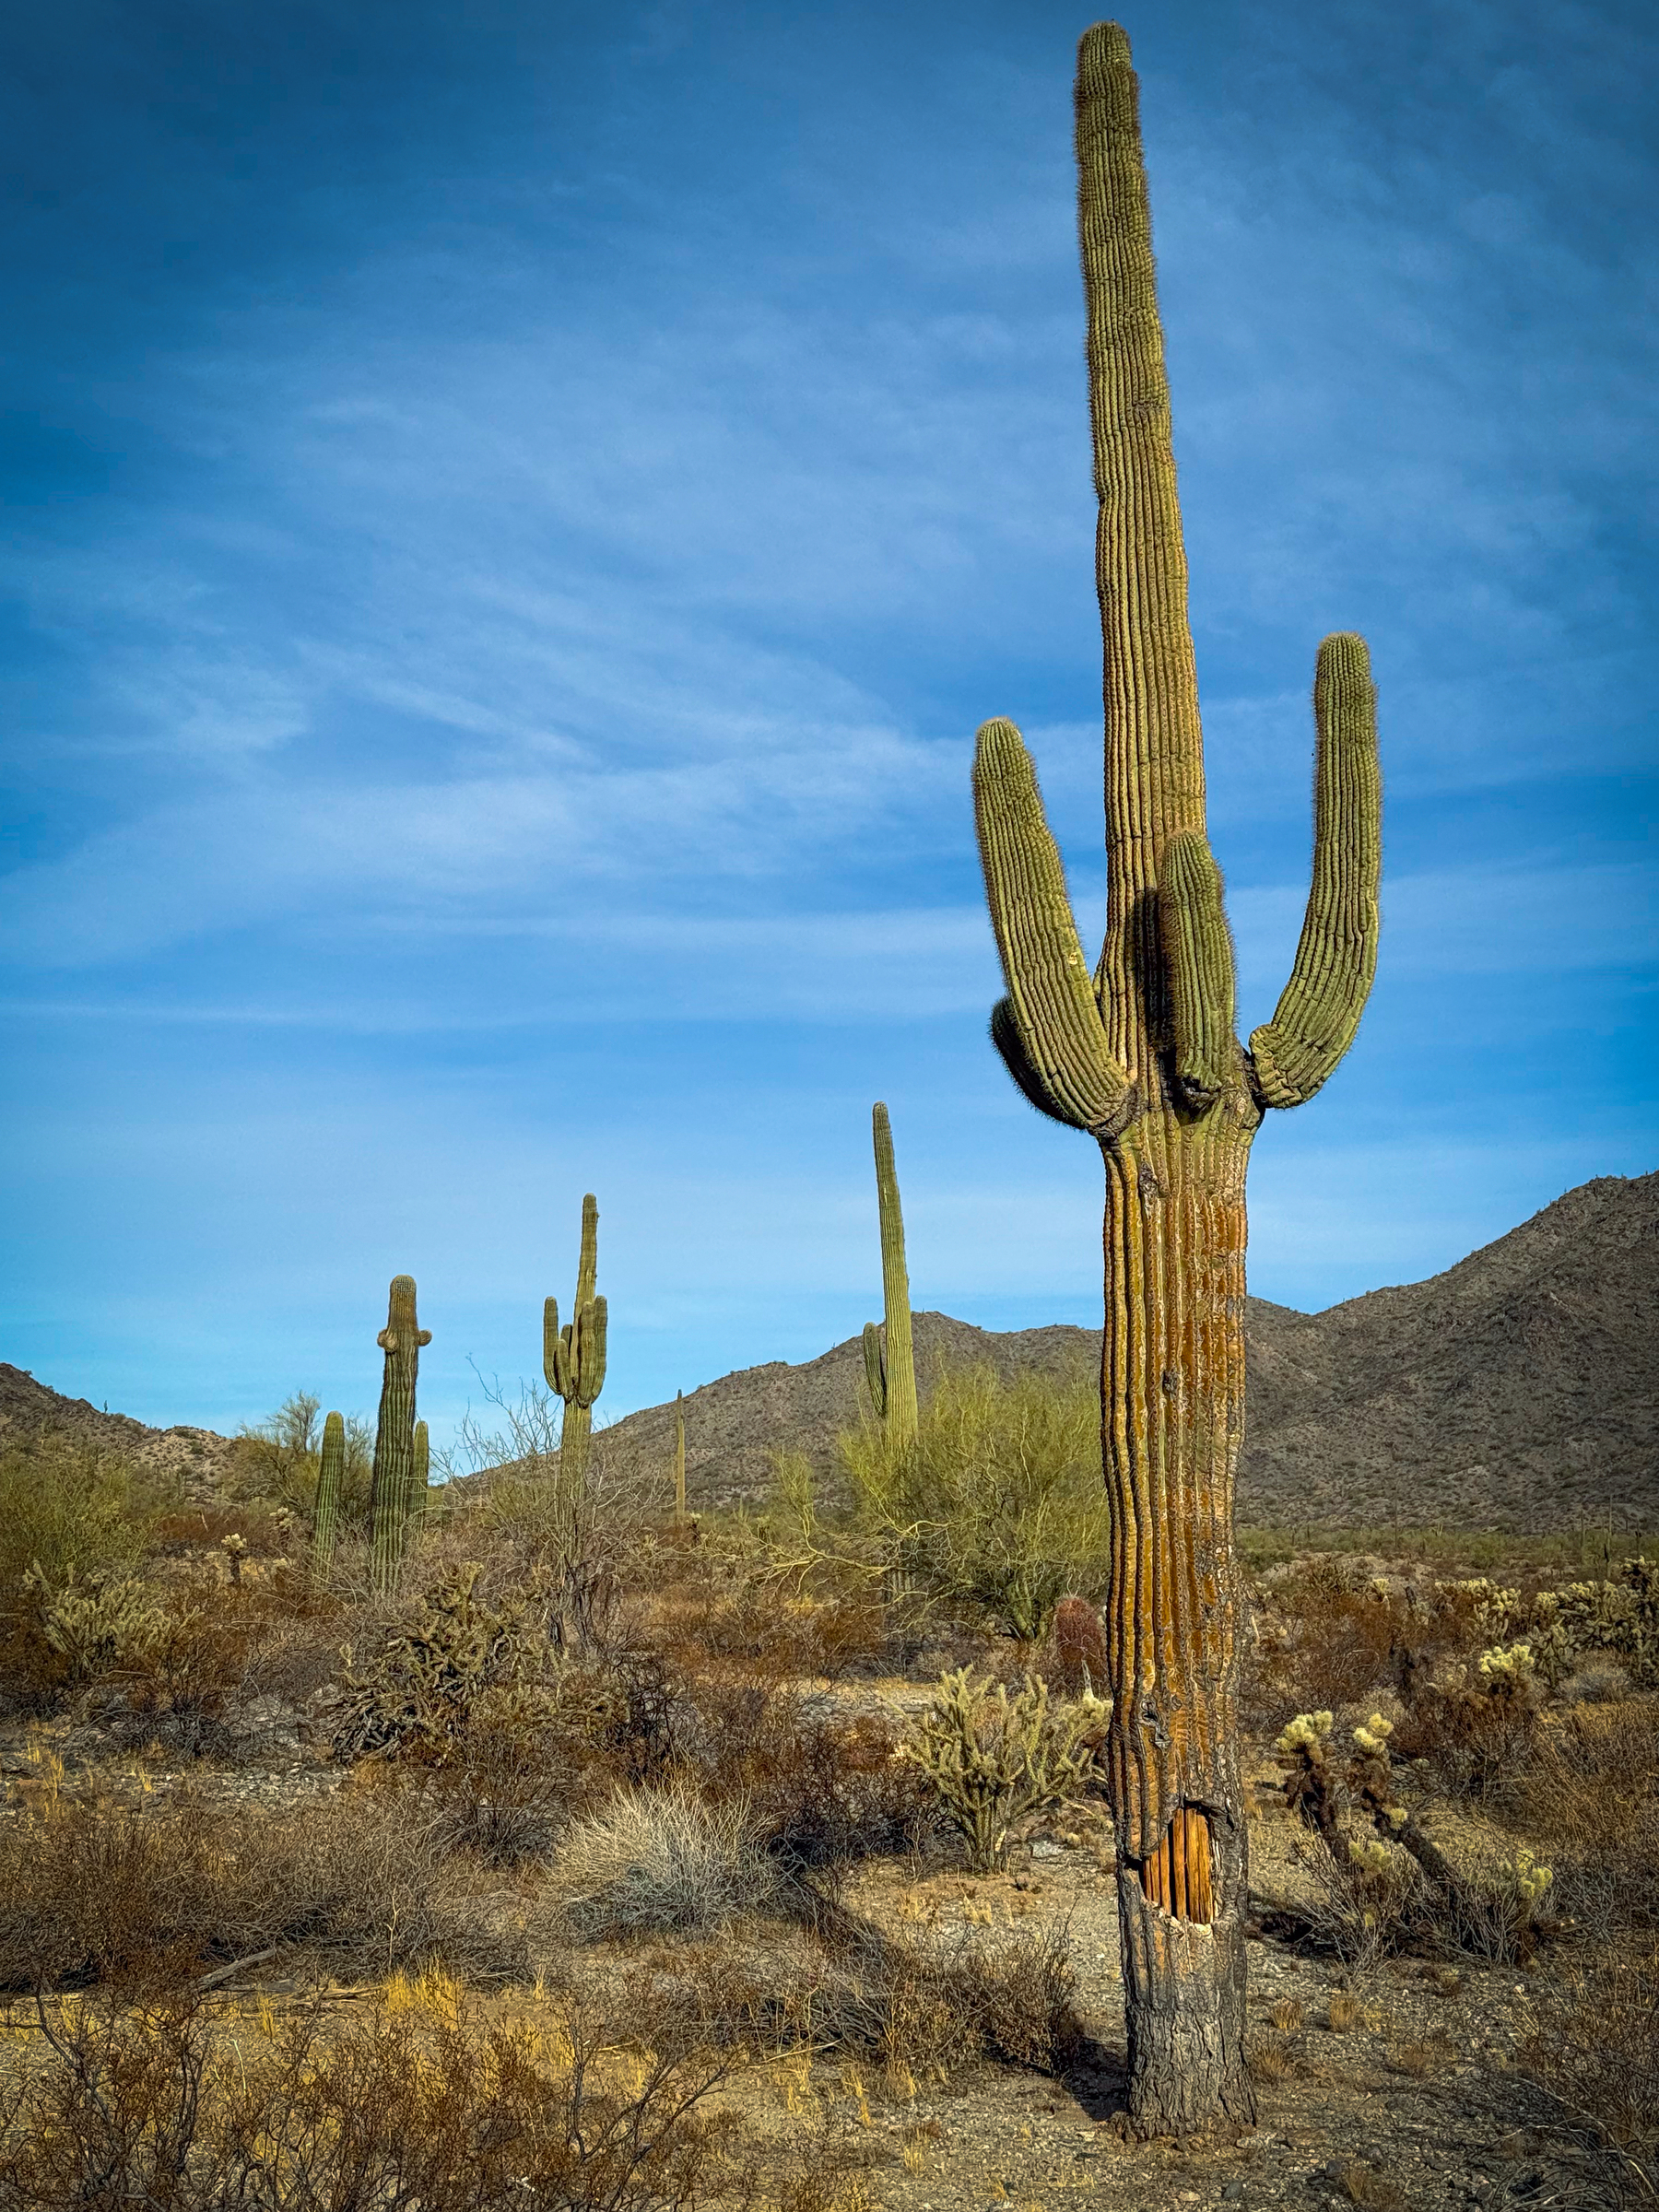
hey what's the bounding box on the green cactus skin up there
[544,1194,608,1490]
[369,1275,431,1600]
[971,23,1380,2134]
[312,1409,345,1583]
[862,1104,919,1451]
[406,1418,430,1540]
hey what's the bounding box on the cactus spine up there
[971,24,1381,2132]
[674,1390,687,1521]
[862,1103,918,1451]
[312,1409,345,1583]
[544,1194,607,1491]
[369,1275,431,1598]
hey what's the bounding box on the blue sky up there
[3,0,1654,1445]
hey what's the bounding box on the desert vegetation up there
[1,1377,1655,2207]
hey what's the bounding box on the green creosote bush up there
[839,1362,1105,1640]
[892,1665,1103,1874]
[235,1390,375,1526]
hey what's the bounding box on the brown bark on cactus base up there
[1100,1102,1259,2130]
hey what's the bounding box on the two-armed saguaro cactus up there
[312,1409,346,1584]
[545,1194,608,1490]
[862,1103,918,1453]
[971,25,1381,2131]
[369,1275,432,1598]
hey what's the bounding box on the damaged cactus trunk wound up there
[971,22,1381,2132]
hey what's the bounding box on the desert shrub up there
[1293,1828,1426,1983]
[893,1667,1101,1873]
[1045,1594,1108,1699]
[147,1501,293,1557]
[1246,1558,1417,1723]
[686,1683,936,1870]
[0,1784,526,1992]
[233,1389,374,1527]
[649,1583,887,1684]
[0,1436,169,1707]
[839,1362,1104,1640]
[548,1783,779,1939]
[1390,1642,1544,1800]
[1521,1944,1659,2207]
[451,1384,653,1655]
[1507,1701,1659,1946]
[684,1917,1082,2078]
[0,1969,832,2212]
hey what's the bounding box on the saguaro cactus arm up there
[1158,830,1237,1112]
[1248,634,1382,1109]
[862,1322,888,1416]
[869,1103,919,1447]
[973,718,1134,1136]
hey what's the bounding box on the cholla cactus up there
[893,1665,1100,1873]
[970,20,1381,2132]
[545,1195,608,1492]
[1477,1641,1535,1695]
[24,1565,171,1683]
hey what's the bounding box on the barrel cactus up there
[971,23,1381,2129]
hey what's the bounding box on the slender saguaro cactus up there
[971,24,1381,2131]
[861,1103,919,1451]
[369,1276,431,1599]
[312,1410,345,1583]
[408,1418,430,1535]
[545,1194,608,1491]
[674,1390,688,1521]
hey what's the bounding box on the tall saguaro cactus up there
[674,1390,688,1521]
[971,24,1381,2132]
[545,1194,608,1490]
[369,1276,431,1598]
[861,1103,918,1452]
[312,1409,345,1584]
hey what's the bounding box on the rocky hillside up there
[600,1171,1657,1532]
[6,1171,1654,1533]
[0,1362,240,1502]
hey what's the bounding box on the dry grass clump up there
[0,1966,859,2212]
[548,1783,781,1939]
[1521,1945,1659,2206]
[688,1917,1083,2078]
[0,1784,525,1992]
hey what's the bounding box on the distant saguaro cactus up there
[369,1276,431,1598]
[674,1390,688,1521]
[545,1194,608,1491]
[312,1409,346,1583]
[861,1103,918,1452]
[409,1418,430,1533]
[971,24,1381,2131]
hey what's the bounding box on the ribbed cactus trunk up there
[545,1194,608,1494]
[862,1102,918,1450]
[312,1409,345,1584]
[370,1276,431,1599]
[972,24,1380,2133]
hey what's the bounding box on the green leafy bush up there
[839,1362,1104,1639]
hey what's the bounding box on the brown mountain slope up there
[602,1171,1657,1532]
[0,1362,240,1501]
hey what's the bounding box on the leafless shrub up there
[547,1782,780,1940]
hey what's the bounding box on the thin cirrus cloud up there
[1,0,1653,1434]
